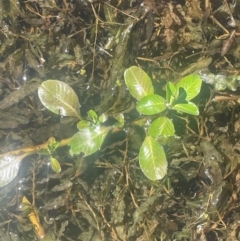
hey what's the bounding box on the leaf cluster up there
[34,68,202,181]
[38,81,114,159]
[124,66,202,180]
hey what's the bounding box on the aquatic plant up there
[124,66,202,180]
[0,66,202,187]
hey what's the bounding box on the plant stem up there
[0,137,71,158]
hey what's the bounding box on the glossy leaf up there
[77,120,91,129]
[99,113,108,123]
[136,94,166,115]
[148,117,175,138]
[174,87,188,104]
[175,74,202,101]
[50,157,61,173]
[124,66,154,100]
[0,154,26,187]
[38,80,81,119]
[166,82,176,104]
[88,110,98,124]
[139,136,167,180]
[69,126,111,156]
[173,102,199,115]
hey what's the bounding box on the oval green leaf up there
[38,80,81,119]
[175,74,202,101]
[87,110,98,123]
[124,66,154,100]
[148,117,175,138]
[69,126,111,156]
[136,94,166,115]
[0,154,25,187]
[99,113,108,123]
[139,136,167,181]
[77,120,91,130]
[50,157,61,173]
[173,102,199,116]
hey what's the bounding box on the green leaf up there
[174,87,188,105]
[148,117,175,138]
[99,113,108,123]
[136,94,166,115]
[19,196,32,211]
[38,148,50,155]
[50,157,61,173]
[113,113,125,127]
[124,66,154,100]
[166,82,176,104]
[69,126,111,156]
[0,154,25,187]
[38,80,81,119]
[175,74,202,101]
[88,110,98,124]
[173,102,199,115]
[139,136,167,180]
[77,120,91,130]
[47,137,59,153]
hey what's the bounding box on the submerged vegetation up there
[1,0,240,240]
